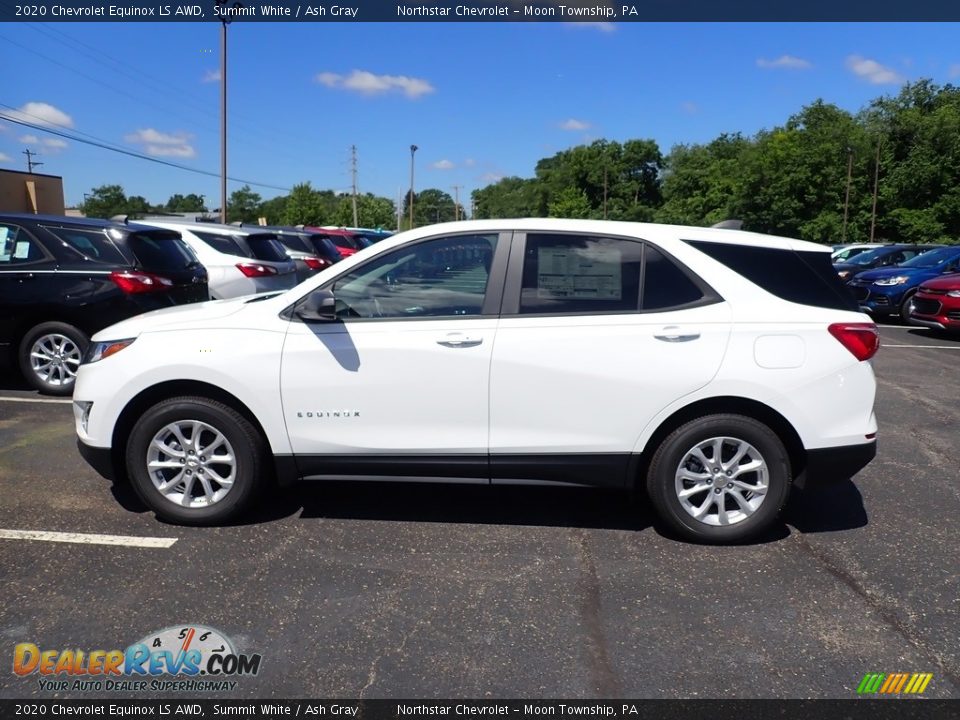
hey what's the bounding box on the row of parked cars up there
[0,212,391,395]
[830,242,960,332]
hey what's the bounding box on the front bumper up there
[77,439,117,482]
[795,440,877,490]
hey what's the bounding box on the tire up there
[899,290,918,322]
[645,414,792,544]
[18,322,88,396]
[125,396,267,525]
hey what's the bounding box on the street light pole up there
[409,144,418,229]
[219,19,228,224]
[842,146,853,243]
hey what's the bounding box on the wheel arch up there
[110,380,295,486]
[630,396,806,491]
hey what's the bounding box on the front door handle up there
[437,334,483,348]
[654,327,700,343]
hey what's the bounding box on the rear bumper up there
[796,440,876,490]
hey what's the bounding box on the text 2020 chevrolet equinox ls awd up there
[74,219,878,543]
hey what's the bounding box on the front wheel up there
[125,397,267,525]
[645,414,792,544]
[18,321,88,396]
[899,290,918,322]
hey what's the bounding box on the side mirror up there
[295,290,337,322]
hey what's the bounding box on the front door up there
[280,231,509,479]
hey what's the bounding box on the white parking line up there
[0,529,177,548]
[0,396,73,405]
[883,344,960,350]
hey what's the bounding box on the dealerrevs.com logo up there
[13,625,262,692]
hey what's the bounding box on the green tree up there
[404,188,457,226]
[548,186,592,218]
[165,193,207,212]
[259,195,289,225]
[227,185,263,223]
[472,177,546,219]
[332,193,397,229]
[81,185,128,219]
[280,183,329,226]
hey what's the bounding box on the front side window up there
[332,234,498,319]
[0,223,48,266]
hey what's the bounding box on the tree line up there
[472,80,960,244]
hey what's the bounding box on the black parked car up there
[0,214,208,395]
[833,244,940,282]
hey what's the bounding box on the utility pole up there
[451,185,462,221]
[869,140,881,243]
[603,166,608,220]
[23,149,42,173]
[842,146,853,243]
[409,144,418,229]
[350,145,359,228]
[396,186,402,232]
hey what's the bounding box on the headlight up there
[837,270,851,279]
[947,290,960,298]
[874,276,909,286]
[83,338,136,364]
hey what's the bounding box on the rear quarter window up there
[126,230,197,271]
[192,230,250,258]
[40,226,129,265]
[244,234,291,263]
[686,239,858,311]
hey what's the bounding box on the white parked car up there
[134,219,298,299]
[74,219,879,543]
[831,243,885,263]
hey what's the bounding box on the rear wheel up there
[18,322,88,396]
[899,290,918,322]
[645,414,792,544]
[125,396,267,525]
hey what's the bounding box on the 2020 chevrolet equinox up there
[74,219,879,543]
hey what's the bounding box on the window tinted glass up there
[41,226,128,265]
[900,248,957,268]
[274,234,312,254]
[519,234,642,314]
[332,234,497,319]
[127,231,197,271]
[0,223,48,266]
[193,230,249,257]
[244,234,291,262]
[309,236,343,262]
[687,240,857,311]
[642,245,706,310]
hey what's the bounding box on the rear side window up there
[193,230,249,257]
[275,233,312,254]
[687,240,858,311]
[311,236,345,262]
[41,226,129,265]
[126,231,197,271]
[518,234,709,315]
[244,234,291,262]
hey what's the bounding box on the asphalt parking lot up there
[1,324,958,700]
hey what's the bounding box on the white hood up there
[91,295,261,341]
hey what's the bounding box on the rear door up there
[488,231,731,487]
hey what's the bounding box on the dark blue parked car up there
[847,246,960,319]
[833,244,939,282]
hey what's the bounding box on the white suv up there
[74,220,878,543]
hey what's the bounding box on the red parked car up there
[303,227,369,257]
[909,274,960,333]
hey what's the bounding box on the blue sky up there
[1,21,959,208]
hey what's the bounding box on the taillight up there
[109,271,174,294]
[303,256,328,271]
[236,262,279,278]
[828,322,879,361]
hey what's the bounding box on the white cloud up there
[563,22,616,33]
[202,69,221,83]
[681,101,699,114]
[559,118,591,131]
[949,63,960,79]
[480,172,503,183]
[315,69,435,99]
[756,55,812,70]
[431,159,455,170]
[0,152,11,162]
[846,55,904,85]
[4,102,74,128]
[125,128,196,158]
[18,134,68,151]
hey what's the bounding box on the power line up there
[0,113,292,192]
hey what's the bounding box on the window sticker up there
[0,226,11,262]
[537,246,622,299]
[14,241,31,259]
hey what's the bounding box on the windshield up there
[899,248,957,268]
[850,248,890,265]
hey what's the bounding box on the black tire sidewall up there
[647,415,791,544]
[900,290,917,320]
[18,322,89,396]
[126,398,264,525]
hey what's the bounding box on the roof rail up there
[710,219,743,230]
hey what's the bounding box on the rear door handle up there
[654,326,700,342]
[437,333,483,348]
